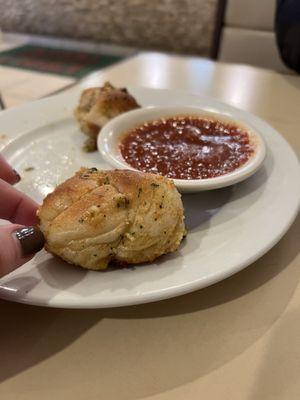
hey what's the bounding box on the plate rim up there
[0,86,299,308]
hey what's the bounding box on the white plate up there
[98,105,266,192]
[0,87,299,308]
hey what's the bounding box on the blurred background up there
[0,0,294,72]
[0,0,299,107]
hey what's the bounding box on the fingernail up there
[13,169,21,183]
[13,226,45,257]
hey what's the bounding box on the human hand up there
[0,155,44,277]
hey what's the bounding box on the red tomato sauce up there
[120,116,254,180]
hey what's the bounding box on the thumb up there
[0,225,44,277]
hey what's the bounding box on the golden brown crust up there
[74,82,140,151]
[38,168,186,270]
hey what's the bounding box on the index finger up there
[0,178,39,225]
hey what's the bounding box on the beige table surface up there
[0,53,300,400]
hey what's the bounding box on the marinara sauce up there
[120,116,254,180]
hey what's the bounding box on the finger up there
[0,179,38,225]
[0,154,21,184]
[0,224,44,277]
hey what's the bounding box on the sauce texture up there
[120,116,254,180]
